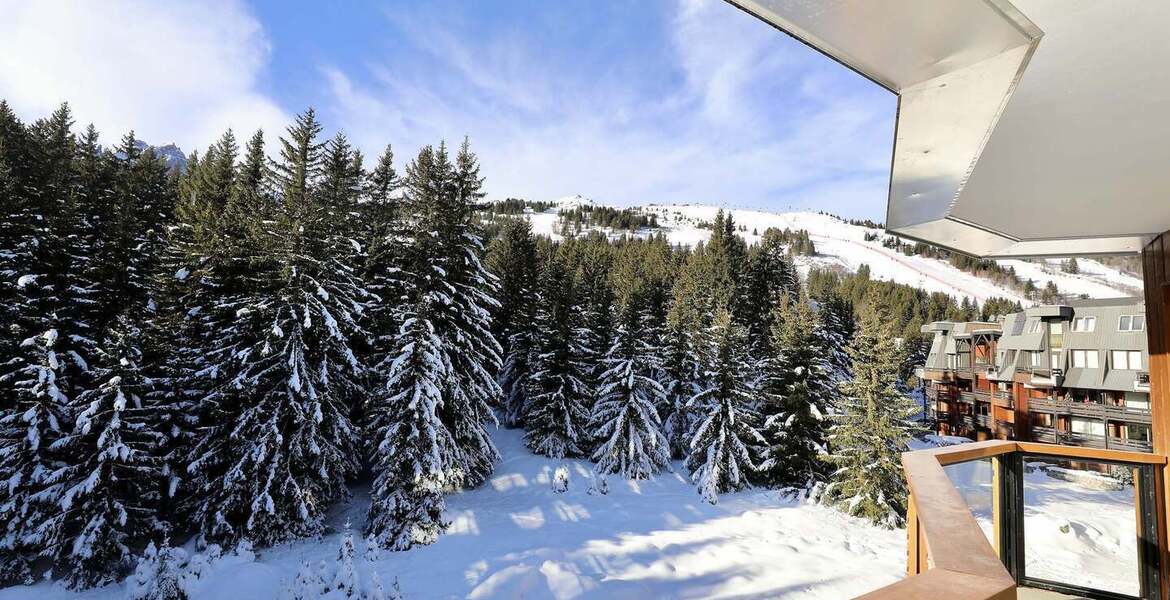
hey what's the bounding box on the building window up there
[1128,424,1152,442]
[1050,351,1061,369]
[1071,350,1099,369]
[1119,315,1146,332]
[1029,319,1042,333]
[1070,417,1105,437]
[1030,351,1042,367]
[1112,350,1143,370]
[1048,321,1063,349]
[1125,392,1150,410]
[1071,316,1096,332]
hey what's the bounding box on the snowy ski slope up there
[523,197,1141,305]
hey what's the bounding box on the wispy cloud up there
[0,0,895,219]
[322,0,895,218]
[0,0,288,152]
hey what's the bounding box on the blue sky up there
[0,0,895,220]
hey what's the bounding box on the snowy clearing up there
[3,429,1143,599]
[3,428,906,600]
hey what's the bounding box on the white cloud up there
[0,0,287,152]
[321,0,895,219]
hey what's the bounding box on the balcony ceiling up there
[731,0,1170,257]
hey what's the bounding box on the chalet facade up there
[919,298,1152,452]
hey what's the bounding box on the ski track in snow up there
[521,199,1140,304]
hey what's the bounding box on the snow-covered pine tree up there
[365,139,502,549]
[590,282,669,479]
[822,291,923,528]
[486,218,539,427]
[149,130,256,528]
[0,105,96,581]
[659,321,699,460]
[330,523,361,598]
[127,540,188,600]
[573,235,615,411]
[185,111,365,548]
[283,561,327,600]
[440,139,503,487]
[686,308,764,504]
[522,249,591,458]
[0,326,70,583]
[89,132,173,328]
[323,522,389,599]
[740,229,799,356]
[755,293,833,489]
[0,102,36,392]
[37,314,165,588]
[815,292,855,383]
[364,301,458,550]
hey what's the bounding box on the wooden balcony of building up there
[1025,425,1152,453]
[922,369,956,383]
[1026,398,1152,424]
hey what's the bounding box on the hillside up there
[509,197,1142,306]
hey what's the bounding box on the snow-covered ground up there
[3,428,906,600]
[3,428,1143,599]
[945,457,1138,596]
[522,198,1140,305]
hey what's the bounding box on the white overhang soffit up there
[729,0,1170,258]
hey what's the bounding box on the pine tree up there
[822,292,922,528]
[523,250,591,458]
[686,308,764,503]
[487,218,539,427]
[41,315,166,589]
[0,329,70,582]
[365,301,457,550]
[79,131,173,331]
[755,293,833,489]
[359,144,405,392]
[442,139,503,487]
[590,284,669,479]
[740,230,799,355]
[151,130,255,529]
[816,293,855,382]
[0,104,95,580]
[573,236,615,409]
[365,140,502,549]
[0,102,39,418]
[659,321,699,460]
[127,540,188,600]
[284,561,328,600]
[365,144,400,208]
[185,110,365,548]
[330,523,361,598]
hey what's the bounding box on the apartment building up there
[919,297,1152,452]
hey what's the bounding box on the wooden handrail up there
[856,441,1167,599]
